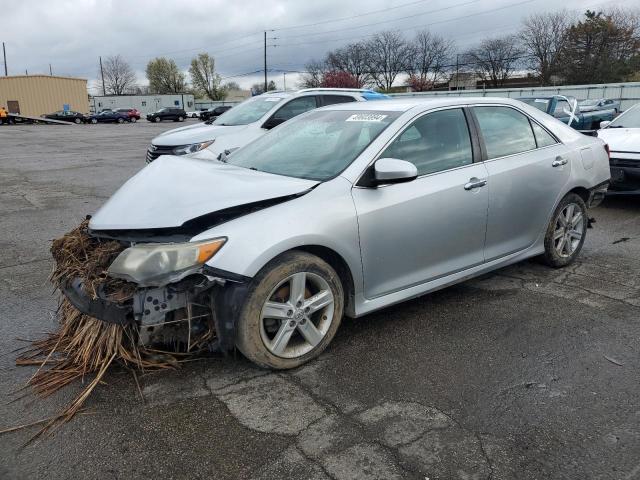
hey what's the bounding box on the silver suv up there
[146,88,389,163]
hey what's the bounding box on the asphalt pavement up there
[1,120,639,480]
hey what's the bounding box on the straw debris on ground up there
[8,219,211,442]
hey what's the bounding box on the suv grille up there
[146,144,175,163]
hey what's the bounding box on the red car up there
[116,108,141,122]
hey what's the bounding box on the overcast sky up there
[0,0,632,92]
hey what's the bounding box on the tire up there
[236,251,344,369]
[91,118,97,124]
[541,193,588,268]
[130,117,137,123]
[74,117,81,124]
[154,117,161,123]
[117,117,124,124]
[177,116,185,122]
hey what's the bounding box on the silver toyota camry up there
[75,97,610,369]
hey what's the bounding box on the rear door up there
[472,105,571,261]
[352,107,489,298]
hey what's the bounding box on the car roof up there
[320,96,530,113]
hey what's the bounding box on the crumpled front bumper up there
[60,270,249,352]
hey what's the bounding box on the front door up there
[472,105,572,261]
[352,108,489,299]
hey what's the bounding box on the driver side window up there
[272,96,318,122]
[380,108,473,176]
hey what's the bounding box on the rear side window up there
[319,95,357,107]
[474,106,536,159]
[381,108,473,176]
[530,121,557,148]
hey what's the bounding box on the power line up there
[276,0,481,40]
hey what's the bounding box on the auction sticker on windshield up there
[346,114,388,122]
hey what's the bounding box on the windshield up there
[225,109,401,181]
[519,98,549,112]
[607,105,640,128]
[580,99,600,106]
[213,96,283,126]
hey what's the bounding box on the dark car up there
[200,105,232,122]
[116,108,142,122]
[87,111,131,124]
[518,96,616,131]
[146,108,187,123]
[43,110,88,124]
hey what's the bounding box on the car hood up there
[580,106,596,112]
[152,123,250,146]
[89,155,318,230]
[597,128,640,152]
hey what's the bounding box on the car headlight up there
[172,140,215,155]
[107,238,226,286]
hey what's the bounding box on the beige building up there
[0,75,89,117]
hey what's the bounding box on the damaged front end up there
[57,220,246,354]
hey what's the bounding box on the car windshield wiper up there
[607,125,626,128]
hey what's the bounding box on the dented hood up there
[90,156,318,230]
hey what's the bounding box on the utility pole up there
[283,72,286,91]
[263,31,267,92]
[49,64,53,76]
[2,42,7,76]
[99,56,106,95]
[454,54,459,91]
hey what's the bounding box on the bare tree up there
[366,31,412,90]
[520,11,572,85]
[299,59,326,88]
[408,30,454,90]
[464,35,524,87]
[99,55,136,95]
[325,42,372,87]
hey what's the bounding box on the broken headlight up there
[172,140,215,155]
[107,238,226,286]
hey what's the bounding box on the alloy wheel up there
[553,203,584,258]
[260,272,335,359]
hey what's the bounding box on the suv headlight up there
[173,140,215,155]
[107,238,226,286]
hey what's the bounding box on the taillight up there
[604,143,610,160]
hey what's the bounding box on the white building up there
[90,94,196,114]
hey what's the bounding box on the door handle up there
[552,156,568,167]
[464,178,487,190]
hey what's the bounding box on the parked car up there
[146,107,187,123]
[185,111,200,118]
[43,110,88,124]
[579,98,621,114]
[199,105,232,122]
[597,103,640,194]
[518,96,616,130]
[72,97,610,369]
[87,110,130,124]
[146,88,389,162]
[116,108,142,122]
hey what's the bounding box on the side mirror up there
[262,117,285,130]
[599,120,611,129]
[374,158,418,185]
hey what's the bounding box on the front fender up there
[190,177,364,296]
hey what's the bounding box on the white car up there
[145,88,389,163]
[185,111,201,118]
[597,103,640,194]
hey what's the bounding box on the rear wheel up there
[74,117,81,124]
[542,193,588,268]
[130,117,137,123]
[236,251,344,369]
[90,118,97,124]
[117,117,124,124]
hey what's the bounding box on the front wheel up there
[74,117,81,124]
[154,117,161,123]
[117,117,124,124]
[236,251,344,369]
[177,116,185,122]
[542,193,588,268]
[90,118,97,124]
[130,117,137,123]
